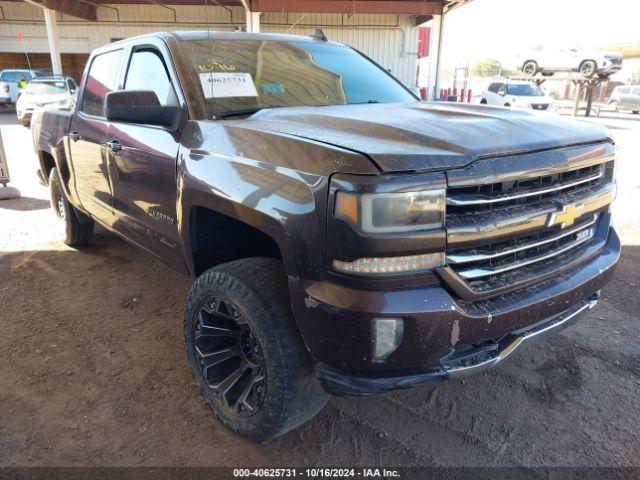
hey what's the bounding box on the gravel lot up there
[0,108,638,468]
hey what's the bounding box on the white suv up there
[480,81,555,111]
[520,47,623,78]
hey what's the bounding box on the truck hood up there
[241,102,610,172]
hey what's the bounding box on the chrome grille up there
[447,163,605,209]
[531,103,550,111]
[444,158,615,298]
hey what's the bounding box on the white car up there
[480,80,555,111]
[16,76,78,127]
[519,47,623,78]
[0,69,37,107]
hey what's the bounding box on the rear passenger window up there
[124,50,178,106]
[81,49,123,117]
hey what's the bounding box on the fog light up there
[373,318,404,360]
[333,252,444,276]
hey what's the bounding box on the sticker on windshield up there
[199,72,258,98]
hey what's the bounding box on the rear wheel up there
[184,257,329,442]
[579,60,597,78]
[49,168,94,246]
[522,60,538,76]
[633,111,639,115]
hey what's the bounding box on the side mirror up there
[498,90,506,96]
[105,90,180,127]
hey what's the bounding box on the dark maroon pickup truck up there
[32,30,619,441]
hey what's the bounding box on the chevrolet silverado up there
[32,31,619,442]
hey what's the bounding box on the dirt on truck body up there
[31,30,619,441]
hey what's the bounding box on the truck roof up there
[172,30,324,43]
[100,29,333,51]
[0,69,34,73]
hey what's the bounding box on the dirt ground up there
[0,109,639,468]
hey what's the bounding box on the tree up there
[470,58,507,77]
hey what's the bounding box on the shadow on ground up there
[0,196,50,211]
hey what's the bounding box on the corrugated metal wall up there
[0,2,419,85]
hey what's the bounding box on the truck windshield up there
[506,84,545,97]
[180,39,416,118]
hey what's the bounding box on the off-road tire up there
[184,257,329,442]
[49,167,94,246]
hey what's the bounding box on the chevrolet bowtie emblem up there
[547,203,585,229]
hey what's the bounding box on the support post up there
[572,81,582,117]
[585,81,595,117]
[427,14,443,100]
[598,80,608,103]
[246,11,260,33]
[44,8,62,75]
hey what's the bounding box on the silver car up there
[609,85,640,114]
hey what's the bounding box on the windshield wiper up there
[218,105,281,119]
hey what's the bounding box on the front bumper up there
[289,227,620,396]
[318,293,598,395]
[598,63,623,74]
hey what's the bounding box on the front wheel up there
[184,257,329,442]
[579,60,597,78]
[49,167,94,246]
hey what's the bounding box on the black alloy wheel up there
[194,296,266,416]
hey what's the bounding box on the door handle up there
[106,140,122,153]
[68,131,81,142]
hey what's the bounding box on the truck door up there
[68,48,124,227]
[106,43,183,269]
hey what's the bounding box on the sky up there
[440,0,640,70]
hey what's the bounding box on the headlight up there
[332,188,446,276]
[46,99,68,108]
[333,253,445,276]
[334,189,445,234]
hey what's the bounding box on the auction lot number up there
[233,468,400,478]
